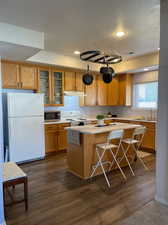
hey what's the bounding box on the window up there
[133,82,158,108]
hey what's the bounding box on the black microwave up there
[44,111,61,121]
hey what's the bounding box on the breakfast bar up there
[66,122,141,179]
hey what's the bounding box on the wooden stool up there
[3,162,28,211]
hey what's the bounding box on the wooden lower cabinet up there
[58,130,68,150]
[141,128,155,150]
[111,119,156,151]
[45,130,58,153]
[45,123,70,154]
[45,124,59,153]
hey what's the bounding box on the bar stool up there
[120,126,148,175]
[90,129,127,187]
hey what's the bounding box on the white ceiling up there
[0,0,160,59]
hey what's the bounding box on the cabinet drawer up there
[45,124,59,131]
[58,123,70,130]
[59,123,70,127]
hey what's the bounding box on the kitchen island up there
[66,122,141,179]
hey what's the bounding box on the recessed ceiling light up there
[158,47,160,51]
[74,50,80,55]
[116,31,125,37]
[144,68,149,71]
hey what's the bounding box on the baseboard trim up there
[155,195,168,206]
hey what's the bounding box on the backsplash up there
[45,96,112,118]
[111,106,157,121]
[45,96,157,120]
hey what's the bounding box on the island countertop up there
[66,122,141,135]
[67,122,143,179]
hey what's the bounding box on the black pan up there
[82,73,94,85]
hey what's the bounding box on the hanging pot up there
[102,73,113,83]
[100,65,115,83]
[100,66,115,76]
[82,65,94,85]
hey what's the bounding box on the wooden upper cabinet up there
[97,75,119,106]
[107,77,119,106]
[38,67,52,105]
[97,75,108,106]
[64,71,76,91]
[20,65,38,90]
[64,71,84,92]
[51,70,64,106]
[75,72,84,91]
[84,74,97,106]
[1,61,20,89]
[118,74,132,106]
[1,61,38,90]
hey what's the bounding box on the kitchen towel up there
[67,130,80,145]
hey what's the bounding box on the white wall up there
[0,23,44,49]
[155,0,168,205]
[0,59,5,224]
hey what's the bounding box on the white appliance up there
[3,93,45,163]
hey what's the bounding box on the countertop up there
[44,120,71,124]
[44,117,157,125]
[66,122,141,134]
[109,117,157,123]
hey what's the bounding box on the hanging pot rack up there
[80,50,122,64]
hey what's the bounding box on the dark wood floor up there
[5,152,155,225]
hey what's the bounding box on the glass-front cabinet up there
[38,67,64,106]
[51,70,64,106]
[38,67,51,105]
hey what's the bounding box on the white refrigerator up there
[3,93,45,163]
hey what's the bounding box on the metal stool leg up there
[132,144,148,170]
[108,146,120,172]
[109,149,127,180]
[121,144,135,176]
[91,147,111,187]
[91,148,106,177]
[99,157,111,188]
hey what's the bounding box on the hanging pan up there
[82,65,94,85]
